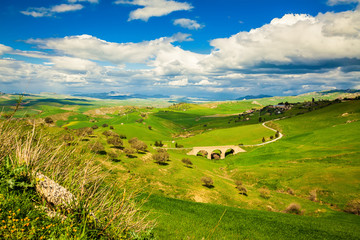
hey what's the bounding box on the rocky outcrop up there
[35,172,75,208]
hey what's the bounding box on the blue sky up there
[0,0,360,99]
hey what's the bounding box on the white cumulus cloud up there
[115,0,193,21]
[327,0,360,6]
[68,0,99,3]
[21,4,84,17]
[0,44,12,56]
[173,18,204,30]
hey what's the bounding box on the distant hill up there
[73,91,169,100]
[319,89,360,95]
[236,94,273,100]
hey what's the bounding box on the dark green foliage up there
[262,137,265,142]
[175,142,183,148]
[91,124,99,129]
[44,117,54,124]
[154,141,163,147]
[102,123,108,128]
[148,125,152,130]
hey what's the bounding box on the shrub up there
[287,188,295,195]
[107,136,123,147]
[270,136,274,140]
[284,203,302,215]
[108,151,118,160]
[344,199,360,215]
[89,141,105,153]
[153,149,169,165]
[91,125,98,129]
[275,131,280,138]
[76,127,93,137]
[259,188,271,199]
[201,176,213,188]
[102,130,117,137]
[131,140,147,152]
[102,123,108,128]
[181,158,193,167]
[128,137,139,144]
[175,142,184,148]
[154,141,163,147]
[124,148,136,157]
[62,134,74,142]
[148,125,152,130]
[309,190,317,202]
[110,126,114,129]
[262,137,265,143]
[119,134,127,139]
[236,185,248,196]
[44,117,54,124]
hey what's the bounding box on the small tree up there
[153,149,169,165]
[235,180,248,196]
[344,199,360,215]
[270,135,274,140]
[262,137,266,143]
[107,136,123,148]
[275,131,280,138]
[91,125,99,130]
[181,158,193,167]
[124,148,136,157]
[110,126,114,129]
[44,117,54,124]
[154,141,164,147]
[90,141,105,154]
[119,134,127,139]
[102,123,109,128]
[148,125,152,130]
[131,140,147,152]
[201,176,214,188]
[284,203,302,215]
[128,137,139,144]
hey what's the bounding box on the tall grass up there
[0,114,154,238]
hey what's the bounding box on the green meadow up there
[0,92,359,239]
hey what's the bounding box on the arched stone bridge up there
[187,145,246,159]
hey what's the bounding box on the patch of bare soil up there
[84,106,126,116]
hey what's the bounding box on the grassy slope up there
[143,195,360,239]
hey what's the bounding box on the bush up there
[259,188,271,199]
[62,134,74,143]
[201,176,213,188]
[344,199,360,215]
[91,125,98,129]
[128,137,138,144]
[275,131,280,138]
[102,130,117,137]
[76,127,93,137]
[131,140,147,152]
[107,136,123,147]
[309,190,317,202]
[148,125,152,130]
[110,126,114,129]
[262,137,265,143]
[108,151,118,160]
[89,141,105,153]
[124,148,136,157]
[287,188,295,195]
[236,185,248,196]
[44,117,54,124]
[102,123,108,128]
[153,149,169,165]
[181,158,193,167]
[119,134,127,139]
[284,203,303,215]
[175,142,184,148]
[197,150,208,157]
[154,141,163,147]
[270,136,274,140]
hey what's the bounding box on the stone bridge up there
[187,145,246,159]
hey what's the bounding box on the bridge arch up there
[211,149,223,159]
[225,148,235,157]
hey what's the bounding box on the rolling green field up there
[1,92,360,239]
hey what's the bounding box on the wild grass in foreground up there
[0,113,154,239]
